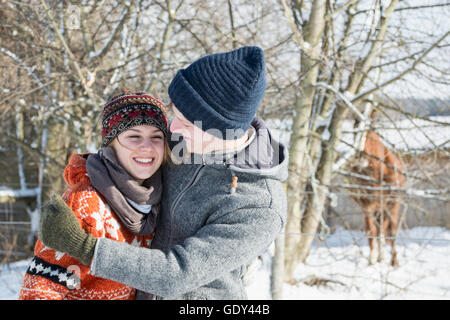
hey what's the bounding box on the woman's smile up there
[133,157,155,166]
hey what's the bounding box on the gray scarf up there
[86,147,161,235]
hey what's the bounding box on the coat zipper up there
[169,164,205,217]
[153,165,204,300]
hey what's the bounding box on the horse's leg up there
[364,210,378,265]
[377,209,386,263]
[387,201,400,267]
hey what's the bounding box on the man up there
[39,46,288,299]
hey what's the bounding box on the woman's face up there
[110,125,165,184]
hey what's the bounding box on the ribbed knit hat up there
[101,92,168,147]
[168,46,266,140]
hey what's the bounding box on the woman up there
[19,92,169,300]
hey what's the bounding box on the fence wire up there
[282,231,450,243]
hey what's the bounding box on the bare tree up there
[280,0,450,284]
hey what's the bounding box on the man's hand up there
[39,195,97,265]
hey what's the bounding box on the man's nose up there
[170,117,183,134]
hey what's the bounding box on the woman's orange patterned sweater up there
[19,154,154,300]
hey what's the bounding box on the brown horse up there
[350,112,405,267]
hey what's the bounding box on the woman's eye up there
[128,135,141,139]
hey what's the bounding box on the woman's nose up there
[138,138,155,151]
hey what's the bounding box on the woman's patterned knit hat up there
[101,91,168,147]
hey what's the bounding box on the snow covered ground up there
[246,227,450,300]
[1,227,449,300]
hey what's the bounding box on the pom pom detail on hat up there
[101,92,168,147]
[168,46,266,140]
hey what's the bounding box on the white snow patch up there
[245,227,450,300]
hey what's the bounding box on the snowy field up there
[1,227,449,300]
[246,227,450,300]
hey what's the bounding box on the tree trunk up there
[284,0,327,283]
[290,0,400,270]
[295,103,346,263]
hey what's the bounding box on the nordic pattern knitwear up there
[101,92,168,147]
[19,154,153,300]
[168,46,266,139]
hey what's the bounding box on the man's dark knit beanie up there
[168,46,266,140]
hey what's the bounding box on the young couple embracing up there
[19,46,288,300]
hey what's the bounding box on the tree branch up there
[3,134,65,170]
[352,30,450,103]
[40,0,102,105]
[88,4,132,64]
[280,0,310,54]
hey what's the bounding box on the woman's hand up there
[39,195,97,265]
